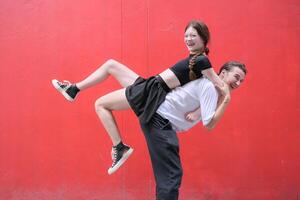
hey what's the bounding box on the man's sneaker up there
[108,145,133,175]
[51,79,78,102]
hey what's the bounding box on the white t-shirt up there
[157,78,218,132]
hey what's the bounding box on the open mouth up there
[186,43,195,48]
[230,83,237,90]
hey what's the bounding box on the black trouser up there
[140,113,183,200]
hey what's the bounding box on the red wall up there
[0,0,299,199]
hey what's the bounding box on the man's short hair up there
[218,61,247,75]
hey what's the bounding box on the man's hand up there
[185,107,201,122]
[185,112,199,122]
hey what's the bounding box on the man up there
[52,59,246,199]
[140,61,247,200]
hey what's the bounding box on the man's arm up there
[205,95,230,130]
[205,84,231,131]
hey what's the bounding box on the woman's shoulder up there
[195,54,211,66]
[195,54,210,62]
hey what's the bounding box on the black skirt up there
[125,75,171,124]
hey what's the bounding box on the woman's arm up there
[205,84,231,130]
[202,68,224,89]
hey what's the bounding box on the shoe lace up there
[111,147,118,166]
[62,80,71,86]
[57,80,72,89]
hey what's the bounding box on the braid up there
[189,52,202,80]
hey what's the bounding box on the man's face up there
[184,27,204,54]
[221,67,246,90]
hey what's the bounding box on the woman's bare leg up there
[52,59,138,102]
[95,88,135,174]
[76,59,139,90]
[94,88,130,146]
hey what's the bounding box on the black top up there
[169,55,212,86]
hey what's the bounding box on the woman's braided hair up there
[185,20,210,80]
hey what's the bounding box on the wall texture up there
[0,0,299,199]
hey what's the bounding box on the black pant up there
[140,114,183,200]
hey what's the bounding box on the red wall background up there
[0,0,299,199]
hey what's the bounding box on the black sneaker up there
[51,79,78,102]
[108,145,133,175]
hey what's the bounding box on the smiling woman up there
[184,21,209,54]
[51,20,225,174]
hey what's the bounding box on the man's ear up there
[220,69,227,78]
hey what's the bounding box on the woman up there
[52,20,225,174]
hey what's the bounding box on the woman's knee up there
[105,58,116,65]
[104,59,121,71]
[95,98,107,113]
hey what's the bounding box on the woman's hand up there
[201,68,226,93]
[215,83,231,102]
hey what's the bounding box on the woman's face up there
[184,26,204,54]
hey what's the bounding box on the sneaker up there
[108,145,133,175]
[51,79,78,102]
